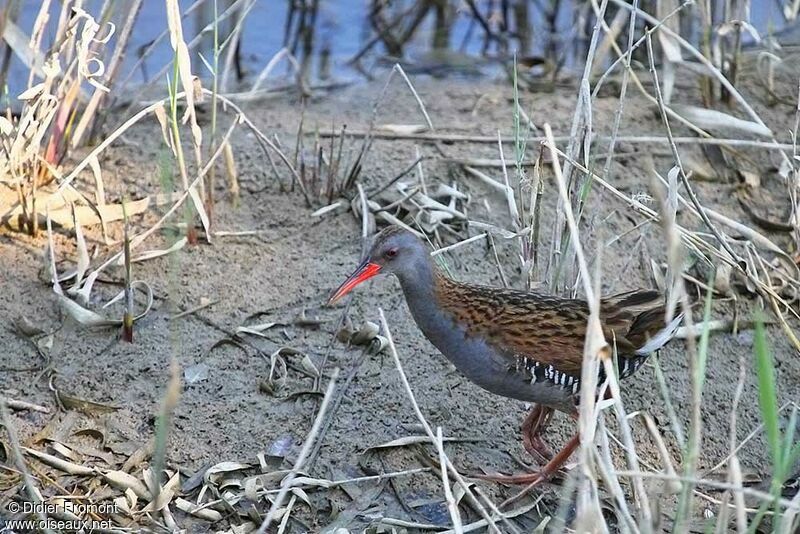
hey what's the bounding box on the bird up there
[328,225,683,485]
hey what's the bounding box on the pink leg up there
[476,410,579,486]
[522,404,554,463]
[475,432,580,486]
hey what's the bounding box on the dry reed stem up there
[0,400,55,534]
[71,0,144,147]
[559,0,608,193]
[51,91,187,199]
[595,417,640,532]
[543,125,594,302]
[544,123,607,523]
[597,0,637,183]
[609,0,761,127]
[69,117,238,301]
[249,48,298,94]
[601,354,653,523]
[26,0,51,90]
[609,0,792,176]
[611,471,800,511]
[728,355,749,532]
[118,0,206,88]
[645,34,741,268]
[316,128,798,151]
[549,144,799,325]
[590,0,705,139]
[430,233,488,257]
[220,0,258,92]
[436,426,464,533]
[643,38,704,521]
[257,367,340,533]
[378,308,515,534]
[205,89,309,202]
[392,63,434,131]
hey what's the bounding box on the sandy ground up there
[2,62,800,532]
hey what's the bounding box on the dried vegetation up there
[1,1,799,533]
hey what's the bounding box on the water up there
[6,0,796,101]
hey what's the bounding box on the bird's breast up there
[407,301,576,412]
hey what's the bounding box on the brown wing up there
[600,290,672,352]
[434,278,668,380]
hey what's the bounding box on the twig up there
[257,368,340,533]
[169,299,218,320]
[1,397,49,413]
[392,64,434,131]
[368,155,425,198]
[306,345,372,470]
[430,233,487,257]
[378,309,517,534]
[315,129,797,151]
[436,427,463,533]
[0,400,55,534]
[206,90,310,204]
[612,470,800,511]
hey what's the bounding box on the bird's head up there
[328,226,425,305]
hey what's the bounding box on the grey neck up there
[396,253,436,297]
[395,253,445,339]
[394,252,508,391]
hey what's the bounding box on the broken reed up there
[294,118,367,206]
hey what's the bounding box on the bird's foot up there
[476,433,580,487]
[524,435,553,464]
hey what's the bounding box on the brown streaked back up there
[433,273,674,379]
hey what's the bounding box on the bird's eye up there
[385,248,398,259]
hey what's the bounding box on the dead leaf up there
[364,435,485,452]
[57,391,120,415]
[174,497,222,522]
[184,363,209,384]
[672,105,773,137]
[103,470,153,500]
[23,447,94,476]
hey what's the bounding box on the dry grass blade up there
[22,447,94,476]
[430,233,488,257]
[378,308,516,534]
[51,92,188,198]
[392,63,434,131]
[611,470,800,511]
[0,401,55,534]
[257,368,340,533]
[543,123,610,524]
[671,104,773,137]
[164,0,202,148]
[122,199,133,342]
[71,0,144,147]
[436,426,464,533]
[1,397,49,413]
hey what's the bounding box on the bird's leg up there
[475,432,580,485]
[522,404,554,463]
[477,411,579,485]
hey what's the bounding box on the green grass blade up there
[754,312,780,468]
